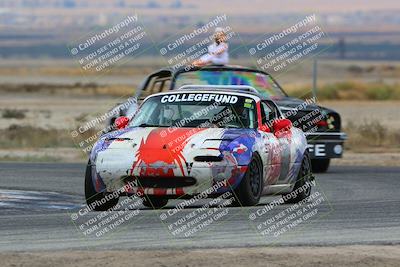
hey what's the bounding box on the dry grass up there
[0,125,75,149]
[2,109,27,119]
[0,120,398,153]
[288,81,400,100]
[0,83,134,96]
[3,80,400,100]
[0,124,102,151]
[0,155,62,162]
[0,65,156,77]
[344,120,400,152]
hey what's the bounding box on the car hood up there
[272,96,336,114]
[91,127,257,166]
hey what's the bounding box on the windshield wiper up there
[222,124,242,128]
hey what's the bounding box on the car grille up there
[194,156,223,162]
[124,176,197,188]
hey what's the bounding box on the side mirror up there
[273,119,292,137]
[115,116,129,129]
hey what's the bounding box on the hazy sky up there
[173,0,400,14]
[4,0,400,14]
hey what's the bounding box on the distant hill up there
[1,0,400,60]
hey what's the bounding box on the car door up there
[259,101,292,185]
[258,101,281,185]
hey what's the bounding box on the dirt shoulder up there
[2,245,400,267]
[332,151,400,167]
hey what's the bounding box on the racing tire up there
[283,152,313,204]
[311,158,330,173]
[142,195,168,209]
[85,160,119,211]
[233,154,263,206]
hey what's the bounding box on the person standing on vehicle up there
[193,27,229,66]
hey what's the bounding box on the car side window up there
[260,102,272,125]
[261,101,280,125]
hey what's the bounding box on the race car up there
[86,86,314,211]
[107,65,346,173]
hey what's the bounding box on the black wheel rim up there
[249,160,261,196]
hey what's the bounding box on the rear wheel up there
[283,153,313,204]
[142,195,168,209]
[311,158,330,173]
[85,160,119,211]
[233,155,263,206]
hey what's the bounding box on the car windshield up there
[129,93,257,129]
[174,70,286,97]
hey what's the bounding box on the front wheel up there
[283,152,313,204]
[233,155,263,206]
[85,160,119,211]
[311,158,330,173]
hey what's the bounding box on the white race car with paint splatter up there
[85,86,313,210]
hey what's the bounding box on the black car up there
[107,65,347,173]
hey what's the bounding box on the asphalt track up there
[0,162,399,252]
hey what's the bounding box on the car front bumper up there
[305,132,347,159]
[93,158,247,196]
